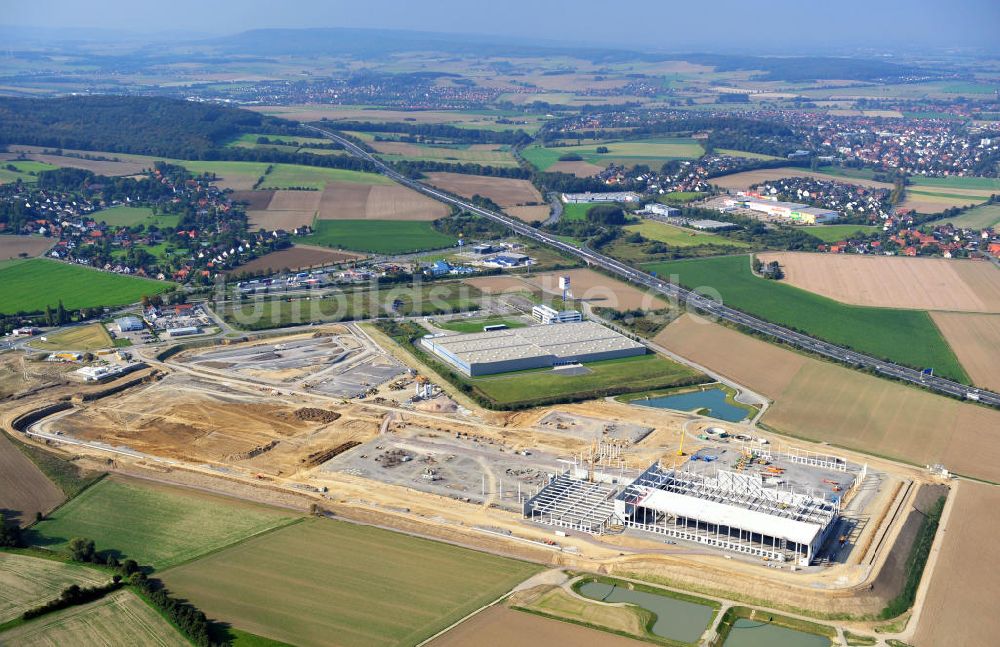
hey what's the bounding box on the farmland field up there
[547,160,604,177]
[527,268,668,311]
[656,314,1000,483]
[925,203,1000,229]
[232,245,363,275]
[29,323,113,351]
[625,220,749,248]
[249,105,551,132]
[912,480,1000,647]
[899,189,987,213]
[715,149,782,160]
[0,159,59,184]
[0,589,188,647]
[0,259,173,315]
[560,203,595,221]
[506,205,551,222]
[429,606,651,647]
[711,168,893,191]
[521,137,703,171]
[801,224,881,242]
[0,235,53,259]
[647,255,969,380]
[92,206,155,227]
[306,219,455,254]
[370,140,518,166]
[29,476,299,570]
[0,432,65,527]
[0,552,108,623]
[161,517,541,647]
[756,252,1000,313]
[259,165,391,191]
[930,312,1000,392]
[424,172,543,206]
[468,354,704,407]
[317,181,449,221]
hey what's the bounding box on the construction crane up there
[677,427,686,456]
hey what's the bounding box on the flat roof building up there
[532,304,583,324]
[115,316,144,332]
[420,320,646,377]
[562,191,640,204]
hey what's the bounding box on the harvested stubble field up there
[648,255,968,381]
[462,275,538,294]
[429,606,651,647]
[530,268,668,311]
[161,518,541,647]
[900,189,989,213]
[260,166,391,191]
[318,181,449,221]
[547,160,604,177]
[231,189,275,210]
[0,259,173,315]
[656,314,1000,483]
[30,323,113,352]
[232,245,363,275]
[0,433,66,527]
[248,208,317,230]
[0,589,189,647]
[0,235,53,259]
[522,137,704,171]
[370,140,518,166]
[930,312,1000,392]
[506,204,552,222]
[30,476,298,569]
[757,252,1000,313]
[912,480,1000,647]
[0,552,108,623]
[424,172,543,207]
[710,168,893,191]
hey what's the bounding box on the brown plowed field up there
[267,190,323,212]
[506,205,551,222]
[317,182,449,221]
[656,314,1000,483]
[247,209,316,230]
[912,480,1000,647]
[0,432,64,527]
[547,160,603,177]
[429,606,650,647]
[463,276,536,294]
[231,190,275,210]
[930,312,1000,392]
[424,172,543,207]
[529,268,668,311]
[711,168,893,191]
[757,252,1000,312]
[232,246,363,274]
[0,236,53,259]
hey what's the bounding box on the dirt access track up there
[758,252,1000,312]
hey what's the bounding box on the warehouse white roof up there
[636,488,823,546]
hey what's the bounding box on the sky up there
[4,0,1000,53]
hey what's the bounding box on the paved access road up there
[304,125,1000,408]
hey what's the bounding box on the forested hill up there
[0,96,302,159]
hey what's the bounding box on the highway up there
[304,124,1000,408]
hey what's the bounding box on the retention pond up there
[630,386,749,422]
[576,580,714,643]
[722,618,832,647]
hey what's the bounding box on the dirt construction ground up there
[758,252,1000,312]
[930,312,1000,392]
[656,314,1000,483]
[318,181,449,221]
[912,480,1000,647]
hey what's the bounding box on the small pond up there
[577,580,714,643]
[631,387,749,422]
[722,617,832,647]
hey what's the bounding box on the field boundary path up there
[304,124,1000,408]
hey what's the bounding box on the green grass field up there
[468,353,705,407]
[646,255,968,381]
[0,259,173,315]
[925,203,1000,229]
[260,165,393,190]
[716,149,782,160]
[436,316,528,333]
[91,206,156,227]
[372,141,518,166]
[305,219,455,253]
[626,221,749,248]
[656,191,706,204]
[161,518,541,647]
[909,176,1000,192]
[0,552,109,624]
[802,224,882,243]
[523,137,704,171]
[0,160,59,184]
[29,323,113,351]
[560,202,598,221]
[29,477,299,570]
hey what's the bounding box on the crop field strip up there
[0,234,54,259]
[305,219,455,254]
[29,476,300,570]
[655,314,1000,484]
[0,258,174,315]
[161,518,541,647]
[521,137,704,171]
[647,255,969,381]
[929,312,1000,392]
[0,552,108,623]
[0,589,189,647]
[423,172,543,207]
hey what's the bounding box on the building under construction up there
[523,443,859,566]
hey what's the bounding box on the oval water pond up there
[577,580,714,643]
[632,387,749,422]
[723,618,832,647]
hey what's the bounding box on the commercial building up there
[532,304,582,324]
[733,196,839,224]
[642,203,681,218]
[167,326,202,338]
[420,320,646,377]
[562,192,640,204]
[115,316,144,332]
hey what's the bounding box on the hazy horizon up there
[4,0,1000,55]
